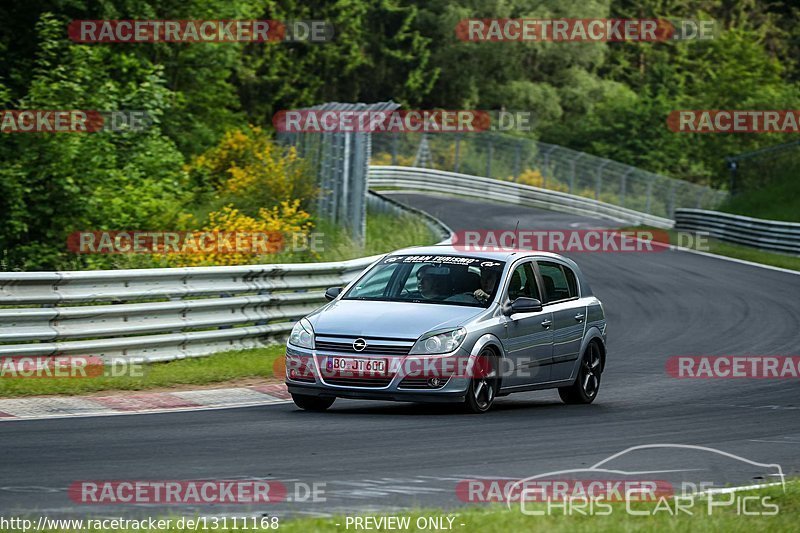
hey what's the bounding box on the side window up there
[537,262,578,302]
[506,262,540,301]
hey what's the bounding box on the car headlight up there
[410,328,467,355]
[288,318,314,349]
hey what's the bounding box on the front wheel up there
[464,350,499,413]
[558,342,602,404]
[292,394,335,411]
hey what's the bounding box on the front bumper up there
[284,345,471,403]
[286,382,466,403]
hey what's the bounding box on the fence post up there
[391,130,399,165]
[454,134,461,173]
[318,134,332,220]
[513,140,521,181]
[595,168,600,201]
[620,169,632,207]
[569,160,575,194]
[726,157,737,196]
[645,179,653,214]
[569,152,583,195]
[486,138,493,177]
[335,133,347,225]
[595,160,609,201]
[668,181,677,218]
[542,145,557,190]
[350,131,368,245]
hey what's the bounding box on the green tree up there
[0,14,185,270]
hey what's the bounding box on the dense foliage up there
[1,1,798,269]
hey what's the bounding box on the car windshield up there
[343,254,505,307]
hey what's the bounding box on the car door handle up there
[541,319,552,329]
[574,313,585,322]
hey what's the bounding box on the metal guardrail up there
[0,191,453,362]
[369,166,675,229]
[675,209,800,255]
[0,257,381,360]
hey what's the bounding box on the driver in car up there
[417,265,450,300]
[473,269,500,304]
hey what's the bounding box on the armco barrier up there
[368,166,675,229]
[0,257,382,361]
[675,209,800,255]
[0,191,452,362]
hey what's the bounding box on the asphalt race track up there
[1,193,799,519]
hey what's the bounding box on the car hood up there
[307,300,483,340]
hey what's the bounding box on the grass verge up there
[4,481,796,532]
[276,481,797,532]
[719,163,800,222]
[623,226,800,272]
[0,345,284,398]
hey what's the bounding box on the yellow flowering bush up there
[370,152,415,166]
[431,141,463,170]
[186,126,317,212]
[166,200,313,267]
[514,168,545,187]
[510,169,569,193]
[164,127,319,266]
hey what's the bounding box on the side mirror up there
[324,287,343,301]
[503,297,543,315]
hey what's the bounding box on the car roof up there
[388,244,568,263]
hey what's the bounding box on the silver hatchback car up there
[285,245,606,413]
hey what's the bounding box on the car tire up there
[558,341,602,404]
[292,394,335,412]
[463,349,499,414]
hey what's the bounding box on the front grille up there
[315,338,413,356]
[398,377,449,389]
[324,377,393,388]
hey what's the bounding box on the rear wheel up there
[292,394,335,412]
[558,342,602,404]
[464,350,499,413]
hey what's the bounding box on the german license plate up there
[327,357,387,374]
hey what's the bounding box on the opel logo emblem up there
[353,338,367,352]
